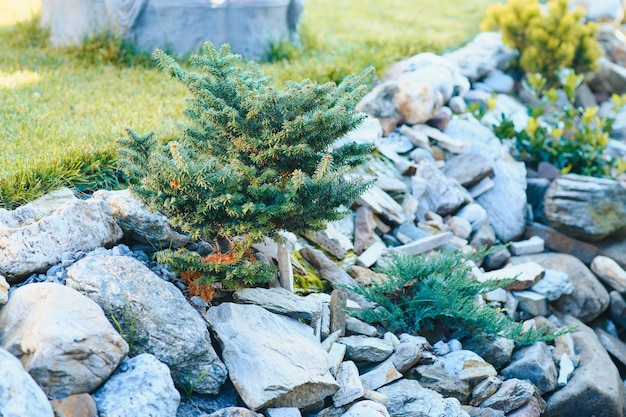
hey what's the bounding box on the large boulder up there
[66,255,227,394]
[0,198,122,282]
[93,353,180,417]
[206,302,339,411]
[543,174,626,241]
[544,315,625,417]
[444,32,516,81]
[0,347,54,417]
[588,56,626,95]
[0,283,128,399]
[92,189,189,249]
[377,379,469,417]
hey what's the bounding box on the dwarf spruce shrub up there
[119,43,374,292]
[349,249,573,344]
[481,0,601,84]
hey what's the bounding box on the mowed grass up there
[0,0,499,209]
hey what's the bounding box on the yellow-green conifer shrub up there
[481,0,601,84]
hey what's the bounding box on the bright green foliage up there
[481,0,601,84]
[348,249,574,344]
[119,43,374,287]
[491,71,624,177]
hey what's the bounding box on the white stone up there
[377,379,468,417]
[306,222,354,260]
[206,303,338,410]
[346,317,378,337]
[338,336,394,363]
[514,290,549,316]
[327,343,347,377]
[341,400,390,417]
[481,70,515,94]
[0,198,123,282]
[0,347,54,417]
[359,362,402,391]
[93,353,180,417]
[391,232,453,255]
[66,255,227,394]
[266,408,302,417]
[0,275,7,305]
[0,283,128,399]
[571,0,624,23]
[233,287,322,322]
[557,354,575,387]
[333,361,365,407]
[357,241,387,268]
[531,269,574,301]
[356,185,406,225]
[591,256,626,293]
[445,31,516,81]
[480,261,546,291]
[510,236,545,256]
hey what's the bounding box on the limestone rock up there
[333,361,365,407]
[461,335,514,370]
[385,341,422,373]
[206,407,264,417]
[359,361,402,391]
[513,291,548,317]
[306,222,354,260]
[462,406,504,417]
[597,25,626,68]
[0,283,127,399]
[470,376,502,406]
[595,328,626,368]
[479,379,545,414]
[481,70,515,94]
[415,161,473,216]
[590,255,626,293]
[544,315,625,417]
[50,393,97,417]
[480,262,545,291]
[523,222,599,265]
[530,269,574,301]
[341,401,390,417]
[0,275,7,305]
[377,379,469,417]
[0,347,54,417]
[338,336,394,363]
[93,353,180,417]
[501,343,557,394]
[66,255,227,394]
[571,0,624,23]
[544,174,626,241]
[356,185,406,225]
[445,118,527,242]
[441,350,497,382]
[233,287,322,322]
[206,303,338,410]
[406,364,471,403]
[266,408,301,417]
[354,206,377,255]
[92,189,189,248]
[0,198,123,282]
[610,290,626,329]
[509,253,610,322]
[444,32,516,81]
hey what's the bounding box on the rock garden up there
[5,1,626,417]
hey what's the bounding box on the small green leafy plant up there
[110,307,140,356]
[119,42,374,291]
[348,248,573,344]
[481,0,601,85]
[490,71,624,177]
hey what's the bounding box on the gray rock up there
[544,174,626,241]
[482,248,511,271]
[444,32,516,81]
[505,398,544,417]
[327,343,347,377]
[206,303,338,410]
[93,353,179,417]
[333,361,365,407]
[509,236,544,256]
[306,222,354,260]
[470,376,502,406]
[461,335,514,370]
[530,269,574,301]
[394,223,430,244]
[356,186,406,225]
[66,255,227,394]
[610,290,626,329]
[354,206,377,255]
[92,189,189,249]
[513,291,548,317]
[445,119,527,242]
[233,287,322,322]
[509,253,610,322]
[0,198,123,282]
[455,203,489,233]
[440,350,497,381]
[346,317,378,337]
[0,347,54,417]
[415,161,473,216]
[338,336,394,363]
[330,290,348,336]
[207,407,263,417]
[479,379,545,414]
[0,283,127,399]
[377,379,469,417]
[385,341,422,373]
[544,315,625,417]
[341,400,390,417]
[480,262,545,291]
[501,343,557,394]
[444,153,494,189]
[406,364,471,403]
[595,328,626,368]
[266,408,301,417]
[0,275,7,305]
[591,255,626,293]
[359,361,402,391]
[461,406,504,417]
[481,70,514,94]
[356,241,387,268]
[571,0,624,22]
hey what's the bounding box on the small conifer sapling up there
[119,42,374,292]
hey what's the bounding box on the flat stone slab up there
[206,303,338,411]
[480,262,545,291]
[233,287,322,321]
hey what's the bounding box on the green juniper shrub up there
[119,42,374,295]
[488,71,625,177]
[348,248,574,344]
[481,0,601,85]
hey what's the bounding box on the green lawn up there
[0,0,499,208]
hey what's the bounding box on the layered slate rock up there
[93,353,180,417]
[92,189,189,249]
[206,303,339,411]
[415,161,473,216]
[0,283,128,399]
[0,347,54,417]
[66,255,227,394]
[544,315,625,417]
[544,174,626,241]
[444,119,527,242]
[0,198,123,282]
[500,343,557,395]
[233,287,322,321]
[509,253,610,323]
[377,379,469,417]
